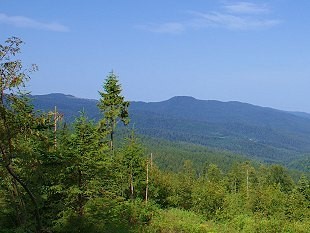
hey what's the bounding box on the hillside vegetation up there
[32,93,310,170]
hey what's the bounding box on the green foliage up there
[58,112,107,217]
[220,193,248,220]
[267,165,294,193]
[218,215,310,233]
[141,136,250,174]
[145,166,174,208]
[192,180,225,219]
[98,71,129,126]
[285,189,310,221]
[117,133,146,199]
[206,164,223,183]
[98,71,130,152]
[145,208,209,233]
[53,198,158,233]
[297,174,310,200]
[0,37,48,232]
[31,93,310,170]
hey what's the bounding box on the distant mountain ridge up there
[32,93,99,122]
[289,111,310,120]
[31,93,310,167]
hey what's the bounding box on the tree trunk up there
[6,164,42,233]
[145,159,149,204]
[11,178,26,226]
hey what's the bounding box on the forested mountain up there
[32,93,99,122]
[1,37,309,233]
[32,93,310,167]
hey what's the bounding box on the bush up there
[145,208,213,233]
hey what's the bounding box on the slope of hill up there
[32,93,100,122]
[31,94,310,167]
[289,111,310,120]
[130,96,310,164]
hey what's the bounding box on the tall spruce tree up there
[98,71,129,153]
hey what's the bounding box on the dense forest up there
[0,38,309,232]
[31,92,310,170]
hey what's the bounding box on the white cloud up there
[223,2,269,14]
[190,12,280,30]
[138,1,280,34]
[0,13,69,32]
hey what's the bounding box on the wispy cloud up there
[0,13,69,32]
[223,2,269,14]
[189,11,280,30]
[136,22,185,34]
[137,1,280,34]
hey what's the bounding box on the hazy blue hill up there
[130,96,310,162]
[31,93,100,122]
[131,96,310,131]
[289,111,310,120]
[31,93,310,168]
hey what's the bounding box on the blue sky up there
[1,0,310,112]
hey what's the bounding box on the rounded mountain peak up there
[167,96,198,103]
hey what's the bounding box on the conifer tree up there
[61,112,104,217]
[119,132,145,200]
[98,71,130,153]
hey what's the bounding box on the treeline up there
[0,37,309,233]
